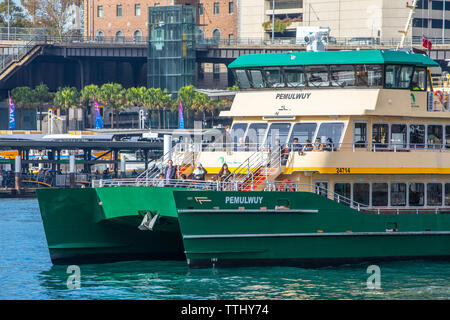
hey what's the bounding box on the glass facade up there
[148,6,196,95]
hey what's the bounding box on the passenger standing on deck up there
[217,163,231,181]
[164,159,177,186]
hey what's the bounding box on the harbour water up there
[0,198,449,300]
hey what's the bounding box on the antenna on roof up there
[396,0,418,51]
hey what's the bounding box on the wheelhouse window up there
[288,123,317,145]
[409,124,425,149]
[353,183,370,207]
[330,65,355,87]
[372,183,388,207]
[372,123,389,148]
[427,125,443,149]
[411,67,427,91]
[315,122,344,148]
[305,65,329,87]
[284,66,306,87]
[247,69,265,88]
[265,123,292,147]
[390,124,407,149]
[391,183,406,206]
[334,183,351,205]
[263,67,285,88]
[409,182,425,206]
[234,69,251,89]
[385,65,414,89]
[356,64,383,87]
[427,183,442,206]
[245,123,268,149]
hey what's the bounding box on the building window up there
[199,3,204,16]
[228,33,234,44]
[212,28,221,42]
[116,5,123,17]
[115,30,125,43]
[213,63,220,80]
[155,3,160,6]
[97,5,103,18]
[135,4,141,16]
[95,30,105,42]
[229,2,234,14]
[214,2,220,15]
[133,30,143,43]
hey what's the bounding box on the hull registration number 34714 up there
[336,167,351,174]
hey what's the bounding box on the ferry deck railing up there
[90,178,450,215]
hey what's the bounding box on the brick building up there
[83,0,238,42]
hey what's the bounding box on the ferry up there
[35,48,450,267]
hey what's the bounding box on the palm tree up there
[53,87,81,131]
[97,83,126,129]
[80,84,100,128]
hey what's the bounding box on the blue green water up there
[0,198,449,300]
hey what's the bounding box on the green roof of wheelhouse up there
[228,50,440,69]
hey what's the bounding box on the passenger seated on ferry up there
[292,138,303,152]
[313,138,323,151]
[323,138,334,151]
[236,137,246,151]
[193,163,207,181]
[217,163,231,182]
[303,140,314,152]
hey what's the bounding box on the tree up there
[20,0,42,27]
[0,1,30,28]
[262,19,292,34]
[97,83,126,129]
[54,86,80,129]
[36,0,83,36]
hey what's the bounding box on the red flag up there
[422,35,432,50]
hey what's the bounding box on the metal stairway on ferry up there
[224,148,284,191]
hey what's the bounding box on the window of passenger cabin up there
[353,183,370,207]
[411,67,427,91]
[334,183,351,205]
[372,183,388,207]
[446,125,450,149]
[230,123,248,147]
[427,125,443,149]
[265,123,292,147]
[245,123,268,149]
[391,183,406,206]
[384,65,414,89]
[409,183,425,206]
[316,122,344,148]
[288,123,317,145]
[354,122,368,148]
[409,124,425,149]
[284,66,306,87]
[445,183,450,206]
[247,69,265,88]
[234,69,251,89]
[356,64,383,87]
[390,124,407,149]
[330,65,355,87]
[305,65,329,87]
[427,183,442,206]
[372,123,389,148]
[263,67,285,88]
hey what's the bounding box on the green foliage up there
[262,19,292,34]
[53,86,80,109]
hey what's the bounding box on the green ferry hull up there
[174,191,450,268]
[36,187,184,265]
